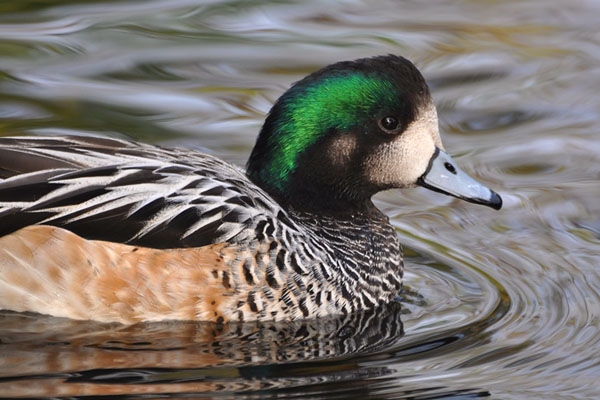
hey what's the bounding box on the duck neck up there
[288,203,404,304]
[247,134,376,215]
[284,179,376,216]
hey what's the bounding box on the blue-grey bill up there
[418,148,502,210]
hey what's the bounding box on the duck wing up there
[0,136,282,248]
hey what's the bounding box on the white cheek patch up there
[363,131,436,188]
[360,103,442,189]
[399,131,437,182]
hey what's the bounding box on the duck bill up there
[417,148,502,210]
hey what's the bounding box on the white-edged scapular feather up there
[0,136,290,244]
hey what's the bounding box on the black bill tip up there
[488,190,503,210]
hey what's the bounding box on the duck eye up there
[380,116,400,133]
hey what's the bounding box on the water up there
[0,1,599,398]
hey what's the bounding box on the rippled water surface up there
[1,1,599,399]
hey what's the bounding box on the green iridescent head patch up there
[249,72,396,192]
[246,55,431,199]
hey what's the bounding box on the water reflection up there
[0,302,496,398]
[0,303,403,397]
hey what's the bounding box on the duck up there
[0,55,501,324]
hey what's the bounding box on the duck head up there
[247,55,502,211]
